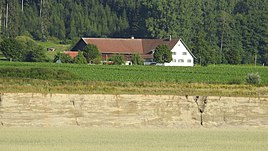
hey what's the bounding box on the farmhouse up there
[68,37,195,66]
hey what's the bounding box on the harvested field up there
[0,127,267,151]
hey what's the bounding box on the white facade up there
[164,40,195,67]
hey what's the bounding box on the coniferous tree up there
[0,0,266,65]
[192,32,216,66]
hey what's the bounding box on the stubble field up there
[0,127,267,151]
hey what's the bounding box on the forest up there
[0,0,267,65]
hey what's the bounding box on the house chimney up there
[131,36,134,39]
[169,35,172,41]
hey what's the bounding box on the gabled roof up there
[81,38,180,54]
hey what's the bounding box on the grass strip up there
[1,78,267,97]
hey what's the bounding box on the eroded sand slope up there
[0,93,267,128]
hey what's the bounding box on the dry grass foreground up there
[1,78,268,97]
[0,127,267,151]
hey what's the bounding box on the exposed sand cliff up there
[0,93,267,128]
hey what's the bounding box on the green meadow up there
[37,41,70,61]
[0,61,268,96]
[0,128,267,151]
[1,61,267,84]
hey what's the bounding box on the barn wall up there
[71,39,87,51]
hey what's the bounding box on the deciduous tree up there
[153,44,172,63]
[83,44,101,63]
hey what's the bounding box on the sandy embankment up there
[0,93,267,128]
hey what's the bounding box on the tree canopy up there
[0,0,267,65]
[153,45,172,63]
[0,37,46,62]
[83,44,101,63]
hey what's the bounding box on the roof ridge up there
[82,37,142,40]
[82,37,180,41]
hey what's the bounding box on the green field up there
[1,61,268,84]
[0,128,267,151]
[0,61,268,96]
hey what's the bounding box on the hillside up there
[0,0,267,65]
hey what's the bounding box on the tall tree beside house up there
[201,0,219,61]
[142,0,179,38]
[153,44,172,63]
[83,44,101,63]
[191,32,216,66]
[176,0,193,43]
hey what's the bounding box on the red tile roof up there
[81,38,180,54]
[64,51,78,59]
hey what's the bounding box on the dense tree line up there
[0,36,47,62]
[0,0,267,65]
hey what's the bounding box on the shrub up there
[92,57,102,64]
[54,52,73,63]
[132,53,144,65]
[246,72,261,85]
[74,51,87,64]
[25,46,48,62]
[109,55,125,65]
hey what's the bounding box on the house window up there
[172,52,176,55]
[178,59,184,63]
[187,59,192,63]
[173,59,176,62]
[182,52,187,55]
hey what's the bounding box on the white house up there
[164,39,195,66]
